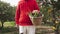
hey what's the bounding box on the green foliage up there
[29,12,39,17]
[29,10,41,17]
[0,1,16,28]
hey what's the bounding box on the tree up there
[51,0,60,34]
[0,1,10,28]
[0,1,16,28]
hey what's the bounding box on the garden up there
[0,0,60,34]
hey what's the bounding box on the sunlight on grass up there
[0,22,2,27]
[4,21,15,27]
[0,21,19,34]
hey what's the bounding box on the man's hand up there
[15,24,19,29]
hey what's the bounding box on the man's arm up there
[34,1,42,16]
[15,2,20,25]
[34,1,40,11]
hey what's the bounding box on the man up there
[15,0,40,34]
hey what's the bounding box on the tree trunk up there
[1,21,4,28]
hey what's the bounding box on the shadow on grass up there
[0,27,19,34]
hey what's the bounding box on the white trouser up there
[19,26,35,34]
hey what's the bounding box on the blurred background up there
[0,0,60,34]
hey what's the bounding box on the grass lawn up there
[4,21,15,27]
[0,21,19,34]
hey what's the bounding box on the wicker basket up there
[29,16,42,26]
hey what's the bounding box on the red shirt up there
[15,0,40,26]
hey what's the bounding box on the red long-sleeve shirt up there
[15,0,40,26]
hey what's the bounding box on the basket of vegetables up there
[29,10,42,26]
